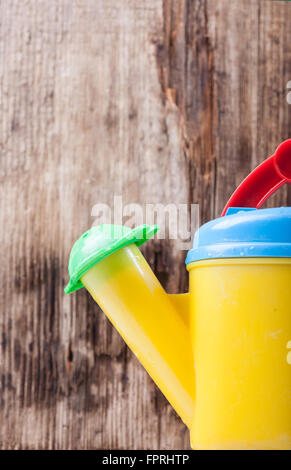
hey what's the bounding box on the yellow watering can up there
[65,140,291,450]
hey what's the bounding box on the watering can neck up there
[80,244,195,427]
[168,293,191,329]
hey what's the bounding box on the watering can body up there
[65,140,291,449]
[188,256,291,449]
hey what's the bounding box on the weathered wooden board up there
[0,0,290,449]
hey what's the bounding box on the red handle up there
[222,139,291,216]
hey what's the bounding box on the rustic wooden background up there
[0,0,291,450]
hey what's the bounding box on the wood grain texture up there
[0,0,290,449]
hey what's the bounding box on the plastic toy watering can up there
[65,140,291,450]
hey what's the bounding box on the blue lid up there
[185,207,291,265]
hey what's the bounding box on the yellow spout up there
[81,244,195,427]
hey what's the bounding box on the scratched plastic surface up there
[188,258,291,450]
